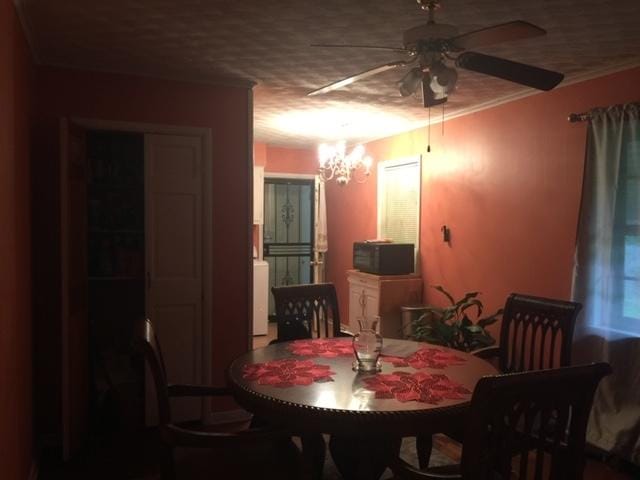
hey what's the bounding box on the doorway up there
[86,130,146,437]
[263,177,315,318]
[61,119,213,459]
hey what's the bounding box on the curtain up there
[572,102,640,464]
[314,176,328,283]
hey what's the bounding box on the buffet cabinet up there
[347,269,423,339]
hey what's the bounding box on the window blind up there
[378,158,420,246]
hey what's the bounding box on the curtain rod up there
[568,112,592,123]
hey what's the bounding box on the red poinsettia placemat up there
[242,359,336,388]
[362,371,471,404]
[287,338,354,358]
[381,347,466,369]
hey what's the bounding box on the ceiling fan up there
[307,0,564,107]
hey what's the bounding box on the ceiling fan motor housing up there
[403,23,459,49]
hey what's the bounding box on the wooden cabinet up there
[347,270,422,339]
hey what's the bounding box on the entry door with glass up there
[263,178,315,317]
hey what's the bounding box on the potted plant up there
[405,286,503,352]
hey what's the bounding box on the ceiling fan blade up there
[308,60,412,96]
[451,21,546,50]
[311,43,407,53]
[456,51,564,91]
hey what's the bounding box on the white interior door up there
[145,133,203,424]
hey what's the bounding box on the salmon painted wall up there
[326,67,640,331]
[260,143,317,175]
[251,142,317,251]
[0,0,34,477]
[32,66,252,433]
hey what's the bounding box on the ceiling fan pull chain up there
[427,106,431,153]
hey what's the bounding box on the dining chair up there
[135,318,303,480]
[417,293,582,468]
[271,282,351,342]
[392,362,611,480]
[476,293,582,373]
[270,282,351,480]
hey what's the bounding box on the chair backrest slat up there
[271,283,343,341]
[500,293,581,374]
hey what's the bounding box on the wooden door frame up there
[61,118,214,456]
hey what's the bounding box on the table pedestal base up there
[329,434,401,480]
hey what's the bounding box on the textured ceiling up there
[20,0,640,147]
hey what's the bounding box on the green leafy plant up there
[406,286,503,352]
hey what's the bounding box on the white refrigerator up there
[253,259,269,335]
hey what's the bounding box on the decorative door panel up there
[263,179,314,316]
[145,134,203,424]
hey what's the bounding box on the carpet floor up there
[322,436,453,480]
[38,430,454,479]
[38,429,634,480]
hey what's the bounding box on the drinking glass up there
[352,316,383,372]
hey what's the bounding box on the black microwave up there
[353,242,415,275]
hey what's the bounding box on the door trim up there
[66,117,214,423]
[264,172,316,180]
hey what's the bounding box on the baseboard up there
[206,408,253,425]
[28,458,38,480]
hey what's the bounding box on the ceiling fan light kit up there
[308,0,564,106]
[399,67,424,97]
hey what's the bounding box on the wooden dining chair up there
[476,293,582,373]
[393,363,611,480]
[417,293,583,468]
[271,282,351,342]
[269,282,351,480]
[135,318,303,480]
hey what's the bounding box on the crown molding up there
[12,0,40,64]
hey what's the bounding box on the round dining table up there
[227,337,497,480]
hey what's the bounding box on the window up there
[377,156,421,250]
[572,104,640,337]
[621,140,639,323]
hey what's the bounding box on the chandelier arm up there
[318,141,372,185]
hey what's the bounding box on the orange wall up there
[258,143,317,175]
[0,0,34,477]
[32,67,252,434]
[326,67,640,328]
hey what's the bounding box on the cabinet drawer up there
[348,277,379,290]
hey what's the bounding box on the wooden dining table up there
[227,337,497,479]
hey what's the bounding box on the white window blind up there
[377,156,421,247]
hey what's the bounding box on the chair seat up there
[175,418,252,435]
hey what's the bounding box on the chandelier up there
[317,141,373,186]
